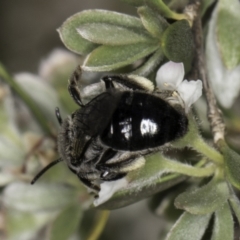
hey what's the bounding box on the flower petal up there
[177,80,203,112]
[93,178,128,206]
[156,61,184,90]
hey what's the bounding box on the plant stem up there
[147,0,189,22]
[0,62,53,135]
[162,157,215,177]
[86,211,110,240]
[191,137,224,165]
[191,1,225,145]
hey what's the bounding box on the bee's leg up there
[68,66,84,107]
[101,75,154,91]
[97,153,146,181]
[100,170,126,181]
[78,174,100,192]
[101,76,115,89]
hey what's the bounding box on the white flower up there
[93,178,128,207]
[156,61,203,112]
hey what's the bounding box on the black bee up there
[31,67,188,191]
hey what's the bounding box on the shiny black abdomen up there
[101,91,188,151]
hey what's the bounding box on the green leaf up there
[6,210,37,239]
[217,0,240,69]
[149,182,190,221]
[229,190,240,224]
[0,133,25,168]
[161,20,194,69]
[219,140,240,189]
[166,212,212,240]
[0,171,16,186]
[211,202,233,240]
[15,73,62,127]
[131,48,164,76]
[59,12,97,55]
[175,179,229,214]
[0,63,53,135]
[49,204,82,240]
[39,49,79,113]
[121,0,145,7]
[6,209,54,240]
[59,9,149,55]
[3,182,77,212]
[131,48,164,77]
[137,6,168,38]
[77,23,153,46]
[83,42,159,72]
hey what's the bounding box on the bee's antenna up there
[31,158,63,185]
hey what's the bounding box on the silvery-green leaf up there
[161,20,193,70]
[0,85,24,137]
[0,134,25,168]
[211,202,233,240]
[0,92,26,167]
[219,140,240,190]
[131,48,164,77]
[166,212,212,240]
[77,23,153,46]
[174,179,229,214]
[39,48,80,113]
[59,10,147,54]
[206,4,240,108]
[15,73,63,127]
[97,154,187,209]
[0,171,16,186]
[83,42,159,72]
[39,49,79,82]
[49,204,83,240]
[229,190,240,224]
[217,0,240,69]
[6,209,56,240]
[149,182,190,221]
[137,6,168,38]
[3,182,77,212]
[58,13,97,55]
